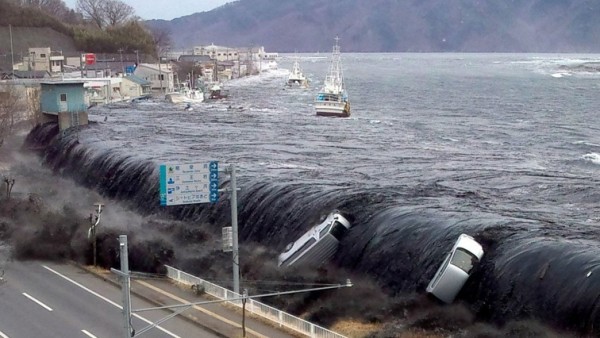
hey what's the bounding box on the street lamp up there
[88,203,104,267]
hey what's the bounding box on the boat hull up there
[314,101,350,117]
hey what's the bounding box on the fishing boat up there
[314,37,350,117]
[205,82,229,100]
[287,59,308,88]
[165,82,204,104]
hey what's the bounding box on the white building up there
[193,44,239,62]
[133,63,174,93]
[17,47,65,74]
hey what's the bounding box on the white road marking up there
[0,330,10,338]
[81,329,97,338]
[22,293,53,311]
[42,265,180,338]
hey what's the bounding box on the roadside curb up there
[71,261,230,338]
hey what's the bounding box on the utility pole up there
[111,235,132,338]
[242,289,248,337]
[118,48,124,74]
[9,25,14,79]
[134,50,139,65]
[88,203,104,267]
[229,164,240,295]
[158,56,163,94]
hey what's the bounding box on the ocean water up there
[28,53,600,334]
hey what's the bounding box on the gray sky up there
[62,0,235,20]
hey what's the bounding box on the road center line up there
[22,293,53,311]
[42,265,180,338]
[81,329,97,338]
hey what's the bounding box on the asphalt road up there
[0,261,220,338]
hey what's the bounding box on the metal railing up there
[164,265,347,338]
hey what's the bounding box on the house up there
[17,47,65,74]
[84,77,124,104]
[133,63,174,93]
[120,74,152,100]
[40,81,88,131]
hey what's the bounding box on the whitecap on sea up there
[582,153,600,165]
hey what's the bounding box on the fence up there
[164,265,347,338]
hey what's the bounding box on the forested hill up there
[146,0,600,52]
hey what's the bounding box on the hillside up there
[146,0,600,52]
[0,26,79,71]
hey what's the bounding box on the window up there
[451,248,478,274]
[60,93,67,102]
[319,221,333,239]
[40,53,46,58]
[159,74,165,81]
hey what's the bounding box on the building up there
[178,55,213,64]
[193,44,239,62]
[17,47,65,74]
[40,81,88,131]
[120,74,152,100]
[84,77,124,104]
[133,63,174,93]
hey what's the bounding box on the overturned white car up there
[426,233,484,304]
[278,212,351,268]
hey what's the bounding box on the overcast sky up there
[62,0,235,20]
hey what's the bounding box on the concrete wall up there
[57,111,88,131]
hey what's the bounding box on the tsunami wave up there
[24,121,600,335]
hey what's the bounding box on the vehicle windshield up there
[329,221,348,241]
[451,248,479,274]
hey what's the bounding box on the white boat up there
[314,36,350,117]
[287,60,309,88]
[204,82,229,100]
[165,82,204,104]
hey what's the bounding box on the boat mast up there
[324,36,343,93]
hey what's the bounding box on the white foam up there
[582,153,600,165]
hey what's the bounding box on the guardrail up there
[165,265,347,338]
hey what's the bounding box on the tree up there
[25,87,42,128]
[3,176,15,200]
[77,0,134,29]
[21,0,70,18]
[104,0,134,27]
[77,0,106,28]
[0,85,22,150]
[148,25,172,59]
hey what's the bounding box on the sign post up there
[159,161,219,206]
[159,161,241,295]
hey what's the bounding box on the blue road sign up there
[159,161,219,206]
